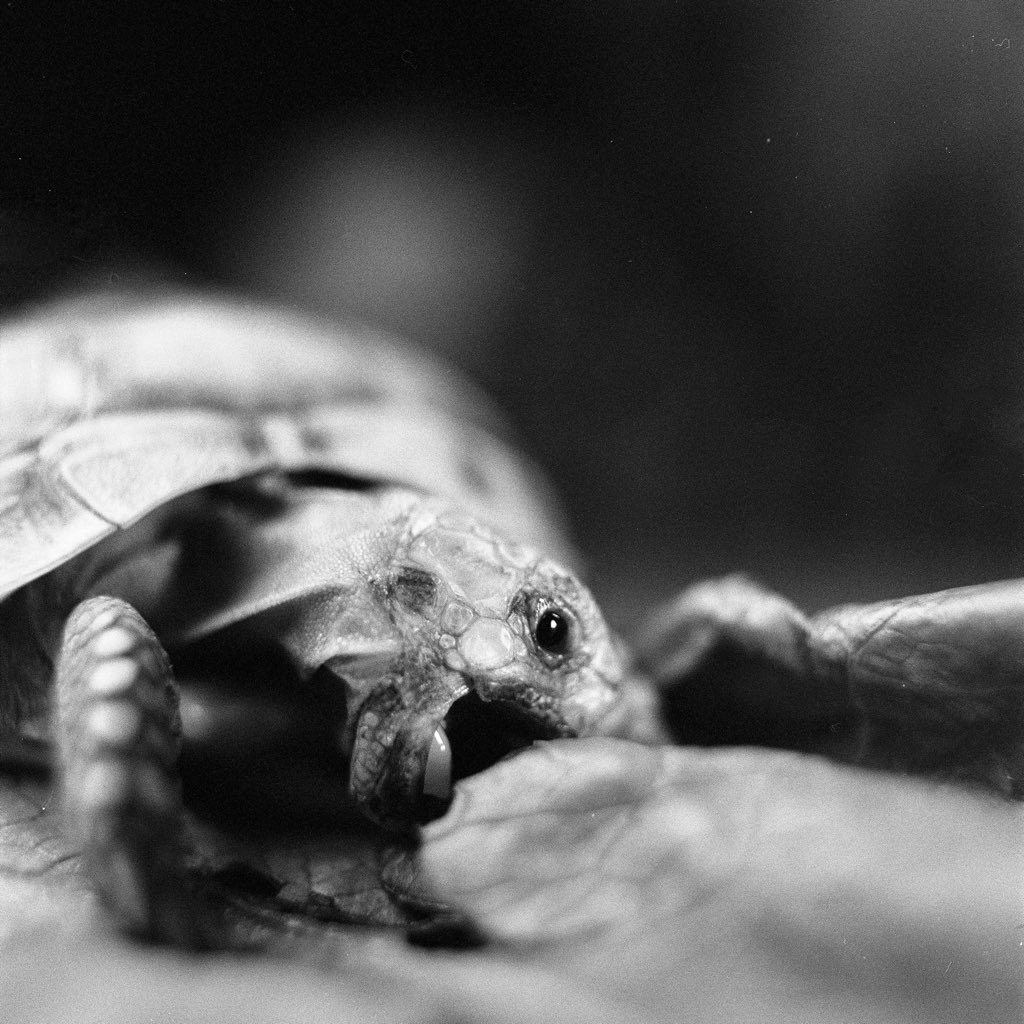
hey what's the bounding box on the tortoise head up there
[344,503,624,831]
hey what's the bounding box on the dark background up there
[2,2,1022,630]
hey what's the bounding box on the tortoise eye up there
[534,607,570,655]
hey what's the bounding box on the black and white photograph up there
[0,3,1021,1021]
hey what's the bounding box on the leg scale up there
[54,596,210,947]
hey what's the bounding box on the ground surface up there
[2,730,1021,1024]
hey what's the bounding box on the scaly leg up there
[53,596,211,946]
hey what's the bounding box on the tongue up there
[422,725,452,800]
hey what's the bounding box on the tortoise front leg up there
[53,596,212,946]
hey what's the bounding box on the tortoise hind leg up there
[53,596,213,947]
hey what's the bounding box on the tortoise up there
[0,288,625,946]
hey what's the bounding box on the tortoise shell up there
[0,288,572,602]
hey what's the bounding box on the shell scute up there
[41,411,278,528]
[0,291,574,602]
[0,449,115,598]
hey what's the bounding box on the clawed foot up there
[53,596,212,946]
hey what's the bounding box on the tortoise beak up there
[350,669,579,830]
[440,693,569,785]
[408,693,567,825]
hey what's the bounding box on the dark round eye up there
[534,607,570,654]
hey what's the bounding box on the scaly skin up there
[337,504,623,829]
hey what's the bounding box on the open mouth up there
[417,692,569,821]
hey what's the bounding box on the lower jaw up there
[358,691,574,830]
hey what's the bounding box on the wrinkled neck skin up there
[332,502,624,831]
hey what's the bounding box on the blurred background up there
[1,2,1022,631]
